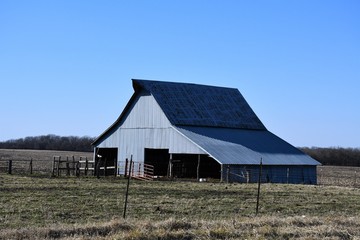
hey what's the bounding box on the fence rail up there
[0,156,95,176]
[1,159,359,188]
[0,159,52,175]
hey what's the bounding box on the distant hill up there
[0,135,95,152]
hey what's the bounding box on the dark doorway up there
[144,148,170,176]
[95,148,118,176]
[172,154,221,179]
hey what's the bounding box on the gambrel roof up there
[133,79,266,130]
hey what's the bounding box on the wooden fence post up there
[124,158,128,177]
[57,156,61,176]
[66,157,70,176]
[52,157,55,177]
[8,160,12,174]
[354,171,357,187]
[76,161,80,177]
[29,158,33,175]
[138,163,141,177]
[85,158,88,176]
[72,156,76,176]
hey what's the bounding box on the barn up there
[92,79,320,184]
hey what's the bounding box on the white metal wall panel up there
[121,91,172,129]
[116,128,205,162]
[95,92,206,174]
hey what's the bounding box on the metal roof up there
[175,126,320,165]
[133,79,266,130]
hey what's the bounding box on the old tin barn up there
[92,79,320,184]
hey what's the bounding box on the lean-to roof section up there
[175,126,321,165]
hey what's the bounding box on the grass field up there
[1,149,360,239]
[1,174,360,239]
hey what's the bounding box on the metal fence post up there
[123,156,133,219]
[256,158,263,215]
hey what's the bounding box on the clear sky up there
[1,1,359,148]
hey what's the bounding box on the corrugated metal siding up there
[175,126,320,166]
[95,93,205,173]
[224,165,317,184]
[121,91,172,129]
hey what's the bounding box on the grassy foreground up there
[1,174,360,239]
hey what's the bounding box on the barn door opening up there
[95,148,118,176]
[171,154,221,179]
[144,148,169,177]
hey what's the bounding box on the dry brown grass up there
[1,173,360,239]
[1,150,360,239]
[1,216,360,240]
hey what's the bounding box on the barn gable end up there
[93,87,207,174]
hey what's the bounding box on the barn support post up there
[104,158,107,177]
[220,165,224,182]
[168,154,173,178]
[286,167,289,184]
[226,165,230,183]
[197,155,201,181]
[114,158,118,177]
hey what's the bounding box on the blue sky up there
[1,1,359,147]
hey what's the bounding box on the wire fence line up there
[0,156,93,176]
[0,159,359,188]
[317,166,359,188]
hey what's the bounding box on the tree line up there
[0,135,96,152]
[1,135,359,166]
[300,147,360,167]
